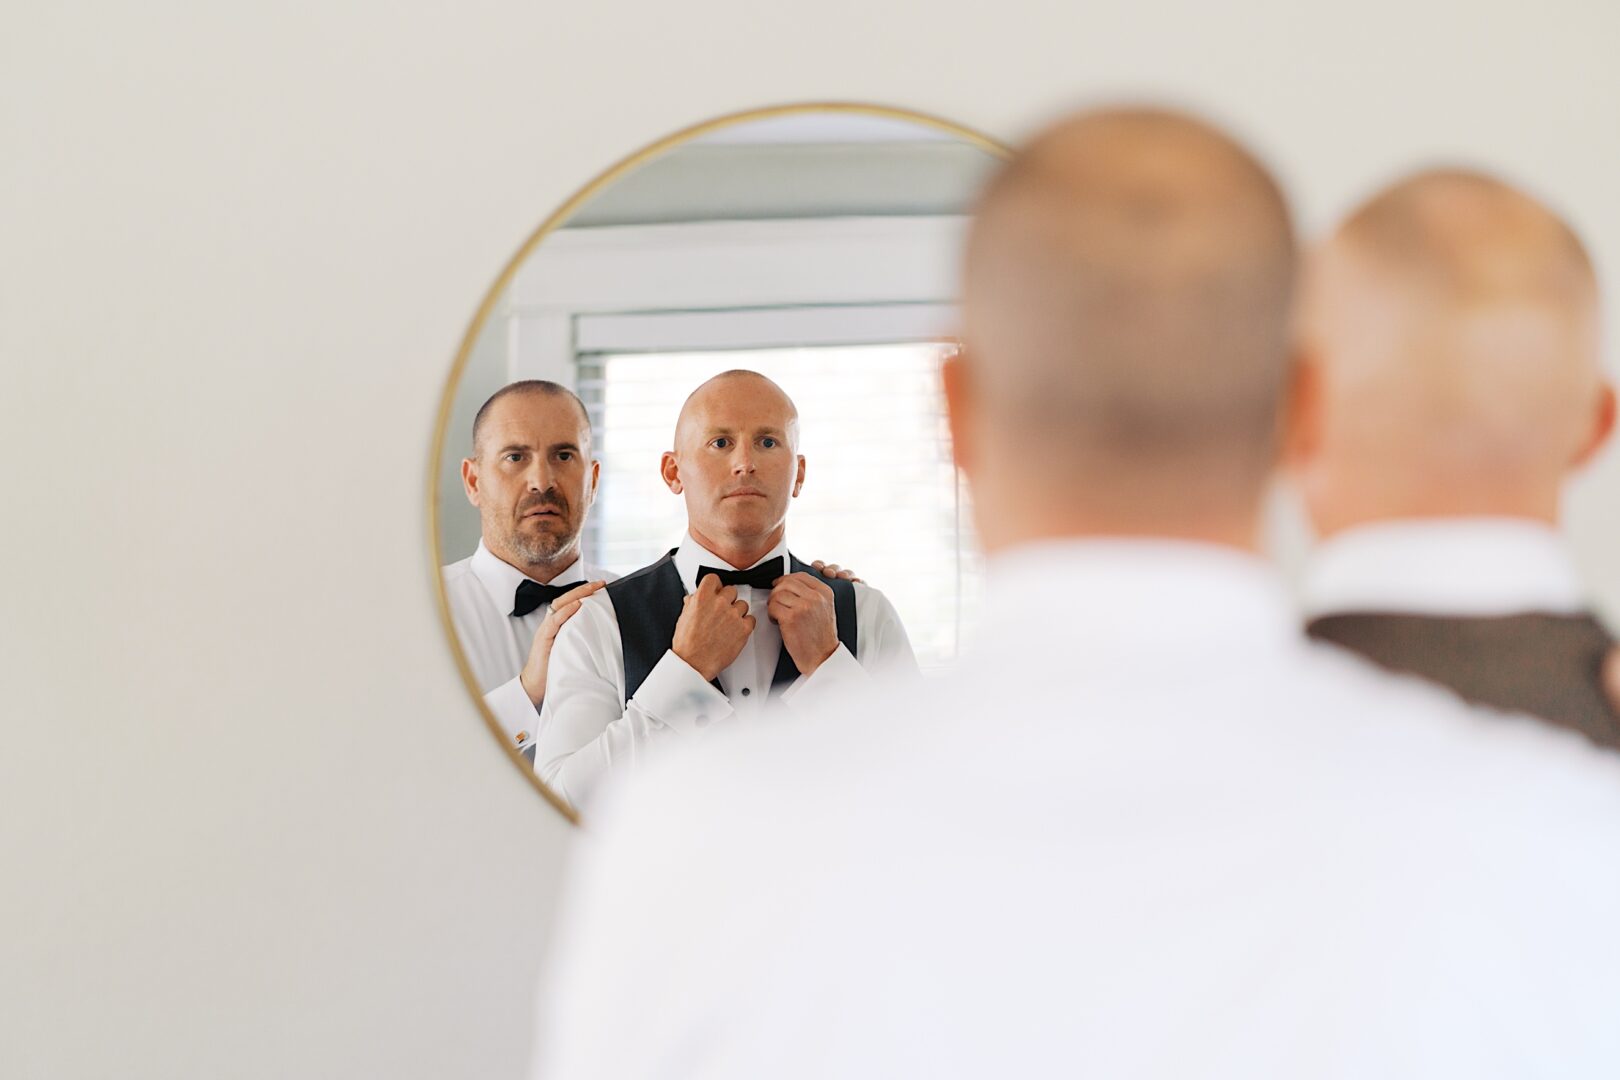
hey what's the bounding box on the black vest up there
[1307,611,1620,751]
[605,550,858,704]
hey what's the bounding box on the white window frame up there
[575,303,956,356]
[493,214,968,385]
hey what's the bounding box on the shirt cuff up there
[778,643,865,712]
[484,676,541,747]
[632,650,733,735]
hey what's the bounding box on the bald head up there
[675,370,800,450]
[954,107,1297,547]
[1296,168,1611,533]
[1331,169,1595,302]
[662,370,807,565]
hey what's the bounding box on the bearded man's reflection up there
[442,381,613,758]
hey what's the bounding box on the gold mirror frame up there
[427,101,1011,824]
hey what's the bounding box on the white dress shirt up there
[535,532,917,810]
[535,539,1620,1080]
[1300,517,1586,619]
[441,540,615,748]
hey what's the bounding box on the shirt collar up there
[673,532,791,594]
[470,539,587,615]
[1300,517,1585,619]
[976,538,1298,658]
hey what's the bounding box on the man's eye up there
[505,453,523,463]
[713,438,730,450]
[557,451,574,461]
[761,437,778,449]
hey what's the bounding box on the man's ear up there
[792,455,805,498]
[461,458,482,507]
[588,458,602,502]
[660,451,682,495]
[1572,381,1617,470]
[1280,352,1323,476]
[941,349,974,477]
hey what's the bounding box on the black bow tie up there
[511,580,572,618]
[696,557,784,591]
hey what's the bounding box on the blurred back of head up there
[950,106,1297,553]
[1294,168,1612,535]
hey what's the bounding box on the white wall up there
[5,2,1620,1077]
[440,310,510,564]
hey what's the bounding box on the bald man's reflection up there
[535,370,918,809]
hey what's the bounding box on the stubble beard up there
[488,492,583,574]
[507,523,579,570]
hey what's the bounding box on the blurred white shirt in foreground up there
[534,540,1620,1080]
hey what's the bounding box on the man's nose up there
[526,457,553,490]
[730,446,755,474]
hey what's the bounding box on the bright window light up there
[578,343,982,669]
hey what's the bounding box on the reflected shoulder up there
[572,587,619,624]
[847,578,901,616]
[439,554,476,583]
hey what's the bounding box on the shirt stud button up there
[740,687,751,697]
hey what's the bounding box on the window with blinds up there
[577,343,982,670]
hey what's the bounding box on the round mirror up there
[431,103,1008,821]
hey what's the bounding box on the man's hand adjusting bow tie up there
[673,575,756,682]
[768,572,841,678]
